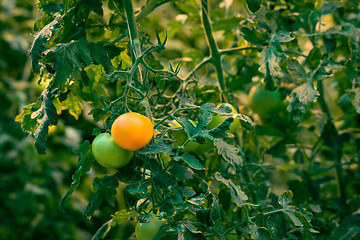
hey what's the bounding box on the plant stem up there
[122,0,141,58]
[121,0,154,123]
[199,0,228,102]
[317,80,346,200]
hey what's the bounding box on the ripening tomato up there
[248,83,282,118]
[111,112,154,151]
[169,119,199,152]
[135,217,165,240]
[206,103,241,133]
[92,133,134,169]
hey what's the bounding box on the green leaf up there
[46,39,112,87]
[349,88,360,114]
[213,17,245,32]
[287,83,319,123]
[31,88,58,154]
[59,141,94,211]
[60,90,83,120]
[283,211,303,227]
[250,225,272,240]
[176,153,205,170]
[84,0,103,16]
[245,0,261,13]
[214,139,242,169]
[235,113,255,132]
[15,100,42,134]
[85,174,120,218]
[89,42,113,73]
[267,213,287,240]
[306,47,322,70]
[140,141,174,155]
[30,13,61,71]
[258,40,286,90]
[208,117,233,139]
[126,183,149,198]
[141,154,176,188]
[287,58,307,81]
[278,190,294,209]
[215,172,248,207]
[91,220,112,240]
[210,196,222,222]
[187,192,210,207]
[241,27,268,45]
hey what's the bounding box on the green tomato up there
[135,217,165,240]
[195,138,214,154]
[92,133,134,169]
[169,119,199,152]
[206,103,241,133]
[248,83,282,118]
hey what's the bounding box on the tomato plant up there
[111,112,154,151]
[135,217,165,240]
[12,0,360,239]
[92,133,134,169]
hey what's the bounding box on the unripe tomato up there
[169,119,199,152]
[195,138,214,154]
[135,217,165,240]
[248,83,282,118]
[92,133,134,169]
[206,103,241,133]
[111,112,154,151]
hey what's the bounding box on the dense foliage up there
[2,0,360,239]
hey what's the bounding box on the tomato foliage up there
[9,0,360,239]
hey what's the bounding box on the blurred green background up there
[0,1,113,239]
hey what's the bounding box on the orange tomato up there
[111,112,154,151]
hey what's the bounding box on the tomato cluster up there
[92,112,154,169]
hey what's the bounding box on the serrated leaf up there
[139,141,174,155]
[235,113,255,132]
[60,90,83,120]
[245,0,261,13]
[176,153,205,170]
[306,47,322,70]
[126,184,149,198]
[208,117,233,139]
[287,83,319,123]
[258,40,286,90]
[85,174,120,218]
[241,27,268,45]
[210,196,222,222]
[267,213,287,240]
[34,88,58,154]
[215,172,248,207]
[60,141,94,211]
[287,58,307,81]
[278,190,293,209]
[30,13,61,71]
[89,42,112,73]
[250,225,272,240]
[187,192,210,206]
[214,139,242,168]
[283,211,303,227]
